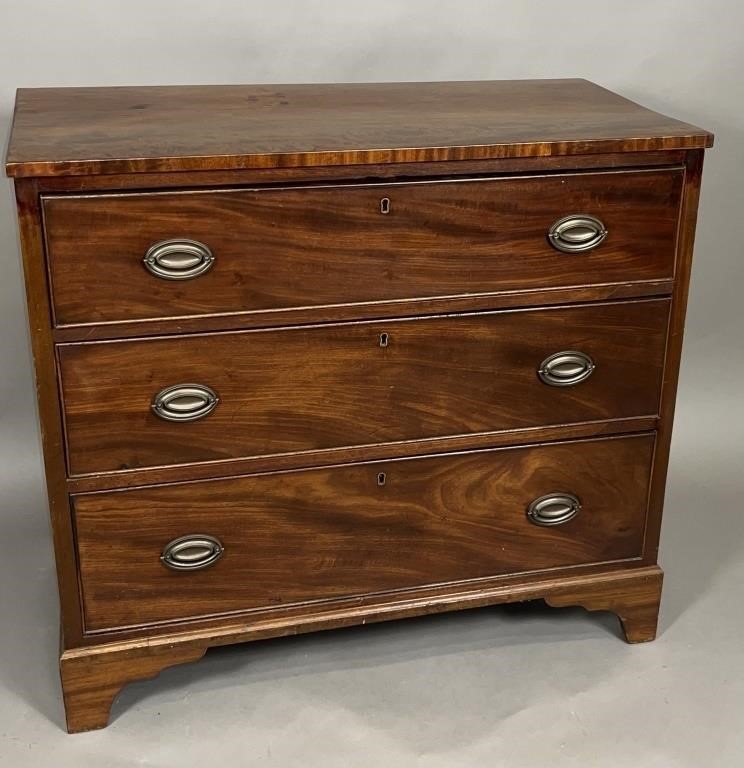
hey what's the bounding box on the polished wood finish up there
[43,169,682,326]
[73,434,654,632]
[60,642,207,733]
[65,416,659,493]
[643,149,706,564]
[50,279,674,344]
[59,300,668,475]
[6,80,711,178]
[60,565,663,732]
[5,81,710,732]
[544,565,663,643]
[29,150,690,195]
[12,180,86,648]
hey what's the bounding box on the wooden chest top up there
[5,79,712,178]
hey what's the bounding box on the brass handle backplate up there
[161,534,224,571]
[527,493,581,527]
[143,238,214,280]
[538,350,595,387]
[151,383,219,422]
[548,214,607,253]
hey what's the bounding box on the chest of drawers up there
[4,79,712,732]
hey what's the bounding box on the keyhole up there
[379,332,389,348]
[377,472,387,486]
[380,197,391,215]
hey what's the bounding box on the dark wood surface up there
[642,149,706,564]
[61,641,207,734]
[58,300,668,475]
[43,169,682,327]
[4,80,710,732]
[34,150,689,195]
[60,565,663,732]
[65,416,659,493]
[50,280,675,344]
[6,80,712,177]
[544,565,663,643]
[12,180,86,649]
[73,434,654,632]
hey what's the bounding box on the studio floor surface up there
[1,347,742,767]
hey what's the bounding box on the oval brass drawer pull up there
[161,534,224,571]
[548,214,607,253]
[538,350,595,387]
[527,493,581,527]
[143,238,214,280]
[151,383,219,422]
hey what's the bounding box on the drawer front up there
[59,300,668,475]
[73,434,654,632]
[43,169,682,326]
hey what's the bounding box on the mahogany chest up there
[4,79,712,732]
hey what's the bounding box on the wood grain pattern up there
[642,149,705,565]
[12,180,86,647]
[3,80,711,734]
[43,169,683,326]
[64,416,659,493]
[60,642,206,733]
[73,435,654,632]
[66,557,658,647]
[545,564,663,642]
[58,300,669,475]
[6,80,712,177]
[59,564,663,731]
[49,279,675,344]
[30,150,690,195]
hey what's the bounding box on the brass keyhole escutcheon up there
[377,472,387,486]
[379,332,389,348]
[380,197,391,214]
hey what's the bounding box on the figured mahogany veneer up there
[42,169,682,326]
[73,435,654,633]
[5,80,711,732]
[59,300,668,475]
[6,79,711,177]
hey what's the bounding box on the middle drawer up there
[58,299,669,475]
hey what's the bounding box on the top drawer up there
[42,169,683,327]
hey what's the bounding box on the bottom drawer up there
[73,434,654,632]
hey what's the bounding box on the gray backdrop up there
[1,1,742,765]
